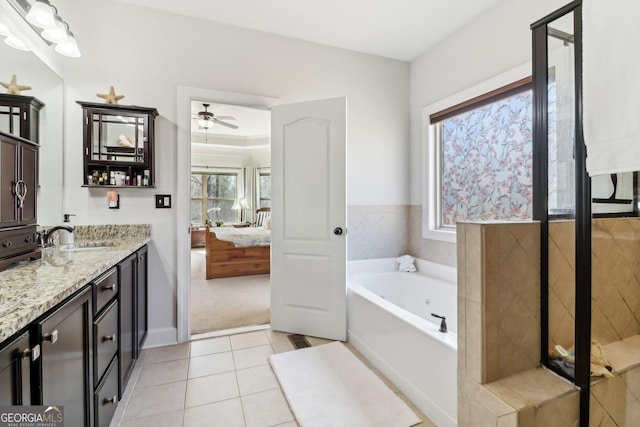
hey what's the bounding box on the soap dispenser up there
[60,213,76,245]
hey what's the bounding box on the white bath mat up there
[269,341,421,427]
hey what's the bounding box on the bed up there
[205,224,271,279]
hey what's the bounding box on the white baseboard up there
[143,327,178,349]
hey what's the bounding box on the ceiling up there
[112,0,499,61]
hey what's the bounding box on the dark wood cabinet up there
[136,245,148,354]
[90,267,119,427]
[117,245,148,397]
[0,330,33,406]
[0,94,44,144]
[0,245,149,426]
[94,357,118,427]
[0,132,38,227]
[118,253,136,397]
[77,102,157,188]
[35,286,93,427]
[0,132,40,269]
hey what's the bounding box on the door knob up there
[333,227,343,236]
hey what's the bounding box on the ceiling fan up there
[193,103,238,129]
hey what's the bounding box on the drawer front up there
[93,268,118,314]
[95,356,119,427]
[0,226,37,259]
[94,301,118,386]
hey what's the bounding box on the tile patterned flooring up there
[110,328,436,427]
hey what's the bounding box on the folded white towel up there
[583,0,640,176]
[396,254,416,272]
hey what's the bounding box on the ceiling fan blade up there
[213,118,238,129]
[214,116,236,121]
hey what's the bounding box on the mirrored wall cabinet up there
[0,94,45,144]
[77,101,158,188]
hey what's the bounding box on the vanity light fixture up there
[0,20,30,51]
[4,33,30,51]
[54,29,80,57]
[40,13,66,44]
[8,0,81,57]
[25,0,54,28]
[0,22,11,36]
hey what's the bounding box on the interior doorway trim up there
[176,86,280,343]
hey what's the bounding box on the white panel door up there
[270,97,347,341]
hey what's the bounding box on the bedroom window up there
[426,76,533,239]
[191,172,238,225]
[259,169,271,208]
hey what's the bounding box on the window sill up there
[422,225,456,243]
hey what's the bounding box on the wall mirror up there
[0,33,64,225]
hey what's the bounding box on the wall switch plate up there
[156,194,171,208]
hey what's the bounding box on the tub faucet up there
[42,225,74,248]
[431,313,447,333]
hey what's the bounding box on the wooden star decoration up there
[97,86,125,104]
[0,75,32,95]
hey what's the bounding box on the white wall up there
[56,0,409,345]
[408,0,569,265]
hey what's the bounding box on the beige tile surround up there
[549,217,640,350]
[457,221,580,426]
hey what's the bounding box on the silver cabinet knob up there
[22,344,40,361]
[43,330,58,344]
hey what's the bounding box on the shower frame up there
[531,1,591,425]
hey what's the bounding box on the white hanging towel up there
[583,0,640,176]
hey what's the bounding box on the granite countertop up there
[0,236,150,343]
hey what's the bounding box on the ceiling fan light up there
[199,119,214,129]
[5,34,30,51]
[26,0,55,29]
[42,16,69,44]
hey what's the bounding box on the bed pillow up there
[263,216,272,230]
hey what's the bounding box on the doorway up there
[176,87,280,342]
[189,100,272,335]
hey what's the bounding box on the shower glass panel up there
[547,13,575,218]
[546,12,577,380]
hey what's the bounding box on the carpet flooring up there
[191,249,271,334]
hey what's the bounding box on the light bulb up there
[55,31,81,57]
[0,22,10,37]
[199,119,214,129]
[26,0,55,29]
[42,16,69,44]
[5,34,30,51]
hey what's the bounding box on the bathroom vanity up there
[0,232,149,427]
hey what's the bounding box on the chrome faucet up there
[41,225,74,248]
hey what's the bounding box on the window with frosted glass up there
[438,90,533,227]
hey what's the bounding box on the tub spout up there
[431,313,447,333]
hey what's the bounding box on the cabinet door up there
[0,331,32,405]
[136,245,148,354]
[38,286,92,427]
[118,253,136,397]
[19,142,37,225]
[0,134,19,227]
